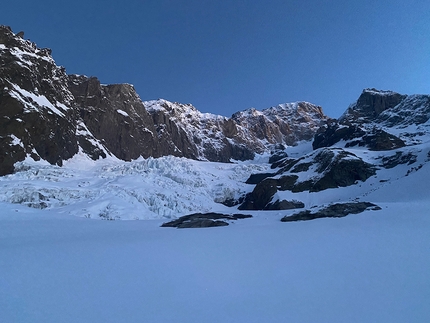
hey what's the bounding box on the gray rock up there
[161,212,252,228]
[281,202,381,222]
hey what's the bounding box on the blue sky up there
[2,0,429,117]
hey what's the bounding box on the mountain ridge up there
[1,25,328,175]
[2,25,430,222]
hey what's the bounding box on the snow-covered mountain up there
[1,25,430,223]
[1,26,430,323]
[0,25,328,175]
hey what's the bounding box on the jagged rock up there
[239,148,376,210]
[68,75,161,161]
[313,121,405,151]
[161,212,252,228]
[0,25,329,175]
[376,95,430,127]
[340,89,406,124]
[269,151,288,164]
[309,149,376,192]
[338,89,430,144]
[277,175,299,190]
[380,151,417,169]
[239,178,278,210]
[232,102,328,147]
[0,25,79,175]
[315,88,430,151]
[281,202,381,222]
[357,129,405,151]
[239,174,304,210]
[313,122,366,149]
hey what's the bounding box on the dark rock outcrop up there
[340,89,406,124]
[68,75,162,161]
[239,178,279,210]
[281,202,381,222]
[161,212,252,228]
[308,149,376,192]
[380,151,417,169]
[239,148,376,210]
[0,25,79,175]
[313,122,405,151]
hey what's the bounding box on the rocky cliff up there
[0,26,329,175]
[238,88,430,212]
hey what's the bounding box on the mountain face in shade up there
[0,25,329,175]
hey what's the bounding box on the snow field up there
[0,141,429,322]
[1,200,429,323]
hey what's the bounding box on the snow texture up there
[0,136,430,322]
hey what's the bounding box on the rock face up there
[68,75,161,161]
[239,87,430,218]
[143,99,256,162]
[340,88,406,124]
[313,123,406,151]
[0,26,79,175]
[312,88,430,150]
[238,147,376,210]
[0,26,329,175]
[232,102,328,149]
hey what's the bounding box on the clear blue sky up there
[2,0,429,118]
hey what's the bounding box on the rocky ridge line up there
[0,25,329,175]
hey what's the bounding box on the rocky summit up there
[0,26,328,175]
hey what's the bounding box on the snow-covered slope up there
[1,154,429,323]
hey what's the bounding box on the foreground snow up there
[1,148,430,322]
[1,201,429,323]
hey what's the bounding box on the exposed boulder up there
[239,178,279,210]
[266,199,305,210]
[309,149,376,192]
[161,212,252,228]
[285,148,376,193]
[245,172,276,184]
[281,202,381,222]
